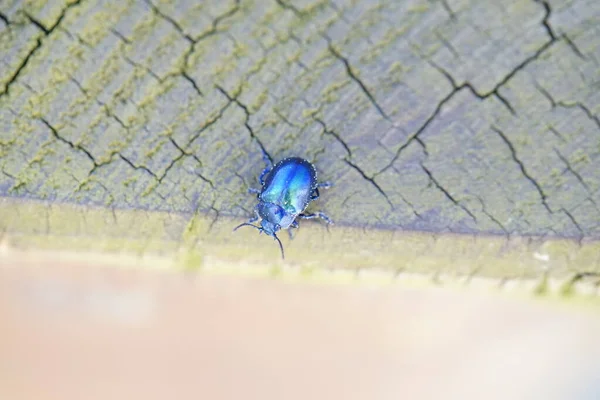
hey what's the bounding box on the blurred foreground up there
[1,249,600,400]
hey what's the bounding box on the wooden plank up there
[0,0,599,287]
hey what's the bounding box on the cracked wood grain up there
[491,126,552,214]
[0,0,599,277]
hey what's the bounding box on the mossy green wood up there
[0,0,599,290]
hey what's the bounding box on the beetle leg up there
[259,167,271,186]
[310,187,320,200]
[245,206,260,224]
[310,182,332,200]
[261,148,273,168]
[298,212,333,225]
[248,187,261,195]
[258,149,274,185]
[287,220,299,240]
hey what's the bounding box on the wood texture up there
[0,0,599,286]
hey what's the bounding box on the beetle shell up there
[258,157,317,230]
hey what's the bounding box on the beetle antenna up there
[233,222,261,232]
[273,233,285,260]
[233,223,285,259]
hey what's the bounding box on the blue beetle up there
[234,150,333,259]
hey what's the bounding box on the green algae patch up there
[1,197,599,302]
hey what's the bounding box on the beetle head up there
[256,202,285,233]
[260,219,280,235]
[233,204,286,259]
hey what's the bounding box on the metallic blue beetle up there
[234,150,333,259]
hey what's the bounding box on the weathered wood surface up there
[0,0,599,286]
